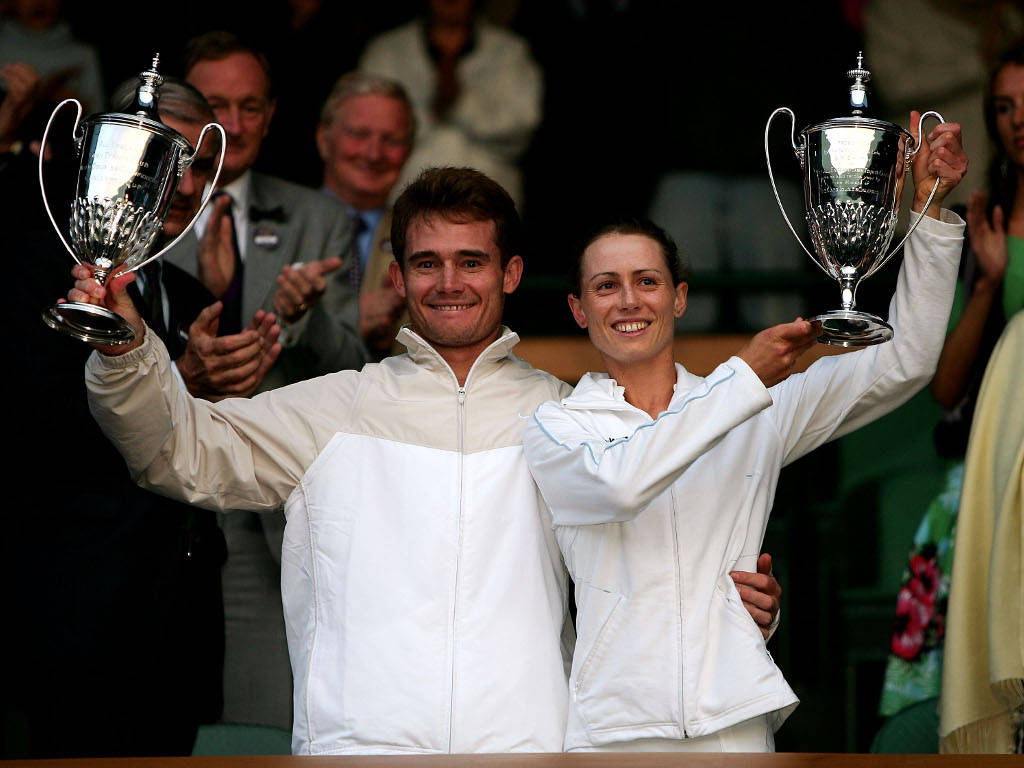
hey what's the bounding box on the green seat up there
[870,697,940,753]
[191,723,292,756]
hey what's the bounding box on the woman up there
[523,114,966,752]
[881,41,1024,717]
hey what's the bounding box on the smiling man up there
[317,72,413,356]
[80,167,570,754]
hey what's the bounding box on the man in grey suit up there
[317,72,411,358]
[165,31,367,733]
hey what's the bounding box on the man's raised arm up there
[70,265,353,512]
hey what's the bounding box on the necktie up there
[129,259,167,340]
[215,191,244,336]
[348,213,369,292]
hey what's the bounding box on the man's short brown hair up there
[183,30,274,98]
[391,167,522,268]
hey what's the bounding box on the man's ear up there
[315,124,329,162]
[568,293,587,329]
[262,98,277,137]
[673,281,688,318]
[502,254,524,294]
[388,259,407,298]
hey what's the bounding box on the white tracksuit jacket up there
[523,210,964,750]
[86,327,573,755]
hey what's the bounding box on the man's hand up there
[176,302,282,401]
[62,263,145,355]
[910,111,968,219]
[359,273,404,350]
[965,190,1008,293]
[737,318,819,388]
[196,194,237,298]
[273,256,344,323]
[731,553,782,640]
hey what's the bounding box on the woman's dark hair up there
[571,217,690,297]
[983,38,1024,218]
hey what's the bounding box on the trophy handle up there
[864,110,946,279]
[130,121,227,273]
[765,107,831,277]
[38,98,85,264]
[905,110,945,159]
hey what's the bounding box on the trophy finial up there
[132,53,164,120]
[846,51,871,115]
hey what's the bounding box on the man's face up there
[388,216,522,358]
[317,94,412,211]
[569,233,686,371]
[186,52,275,184]
[163,115,217,239]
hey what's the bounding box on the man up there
[174,31,369,730]
[5,78,241,759]
[175,31,365,387]
[317,72,410,357]
[77,167,784,754]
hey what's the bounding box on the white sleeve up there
[769,209,965,466]
[524,357,773,526]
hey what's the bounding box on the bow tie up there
[249,204,287,223]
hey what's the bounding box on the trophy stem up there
[840,276,856,311]
[93,268,109,285]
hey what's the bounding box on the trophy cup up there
[765,53,943,346]
[39,55,226,344]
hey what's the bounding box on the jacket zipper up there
[399,328,509,752]
[670,485,688,738]
[448,383,467,750]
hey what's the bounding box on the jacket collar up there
[563,363,704,413]
[396,325,521,385]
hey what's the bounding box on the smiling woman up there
[524,185,965,752]
[569,220,690,416]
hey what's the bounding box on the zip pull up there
[457,387,466,404]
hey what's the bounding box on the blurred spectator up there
[880,37,1024,719]
[169,30,365,733]
[0,0,104,111]
[317,71,411,356]
[360,0,541,208]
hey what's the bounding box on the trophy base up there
[42,302,136,345]
[810,310,893,348]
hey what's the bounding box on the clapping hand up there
[273,257,344,323]
[176,302,282,401]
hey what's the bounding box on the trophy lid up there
[82,54,192,153]
[803,52,909,139]
[847,52,870,115]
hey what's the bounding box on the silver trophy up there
[765,53,943,346]
[39,55,225,344]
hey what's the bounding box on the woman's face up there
[569,233,687,370]
[992,63,1024,169]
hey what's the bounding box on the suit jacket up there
[164,172,367,392]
